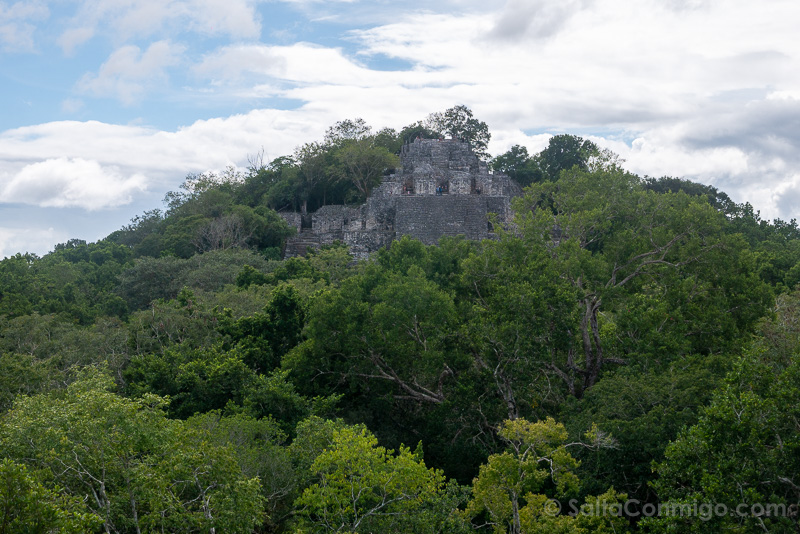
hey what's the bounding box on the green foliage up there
[648,292,800,533]
[0,369,265,533]
[111,169,294,260]
[185,411,297,525]
[294,261,465,407]
[0,315,130,410]
[461,235,580,420]
[466,418,580,534]
[0,458,102,533]
[332,137,399,199]
[294,421,458,533]
[126,296,319,426]
[398,120,440,144]
[0,239,132,323]
[425,104,492,158]
[726,204,800,291]
[219,283,306,372]
[519,488,632,534]
[535,134,599,181]
[467,418,632,534]
[560,355,728,504]
[118,248,274,310]
[491,144,543,186]
[643,175,736,214]
[0,109,797,534]
[373,126,403,154]
[127,288,222,354]
[513,165,770,397]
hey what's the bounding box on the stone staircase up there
[283,232,322,258]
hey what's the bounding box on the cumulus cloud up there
[773,177,800,219]
[194,42,414,89]
[77,40,185,104]
[487,0,591,41]
[193,44,288,82]
[0,226,64,259]
[679,97,800,163]
[57,26,94,56]
[0,109,338,213]
[0,0,48,52]
[57,0,261,53]
[0,158,147,209]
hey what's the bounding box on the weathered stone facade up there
[281,138,522,258]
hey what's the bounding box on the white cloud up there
[182,0,262,38]
[58,0,261,53]
[0,226,64,259]
[77,40,186,104]
[772,175,800,219]
[0,109,336,212]
[194,42,427,89]
[194,44,288,82]
[57,26,94,56]
[0,0,48,52]
[61,98,84,114]
[487,0,591,41]
[0,158,147,209]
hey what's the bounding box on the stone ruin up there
[280,137,523,258]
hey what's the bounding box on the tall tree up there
[0,458,102,534]
[466,417,625,534]
[648,291,800,533]
[425,105,491,159]
[535,134,598,181]
[294,141,331,215]
[0,369,265,534]
[324,118,372,146]
[293,419,463,533]
[333,137,398,199]
[491,145,542,186]
[513,166,770,397]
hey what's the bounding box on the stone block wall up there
[312,205,362,233]
[281,138,521,258]
[394,195,491,244]
[279,212,302,233]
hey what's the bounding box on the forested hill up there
[1,107,799,533]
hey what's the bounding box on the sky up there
[1,0,799,258]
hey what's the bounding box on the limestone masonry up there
[281,137,522,258]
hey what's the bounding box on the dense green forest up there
[1,107,799,533]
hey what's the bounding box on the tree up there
[491,145,542,186]
[534,134,599,181]
[193,213,251,251]
[0,458,102,534]
[461,236,579,420]
[294,263,465,406]
[513,166,770,398]
[323,118,372,146]
[373,126,402,154]
[333,137,398,199]
[186,412,297,527]
[294,421,460,533]
[0,369,265,534]
[218,282,306,372]
[107,209,164,249]
[425,105,491,159]
[642,176,736,214]
[399,120,440,144]
[558,355,728,505]
[648,292,800,533]
[466,417,623,534]
[295,142,331,215]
